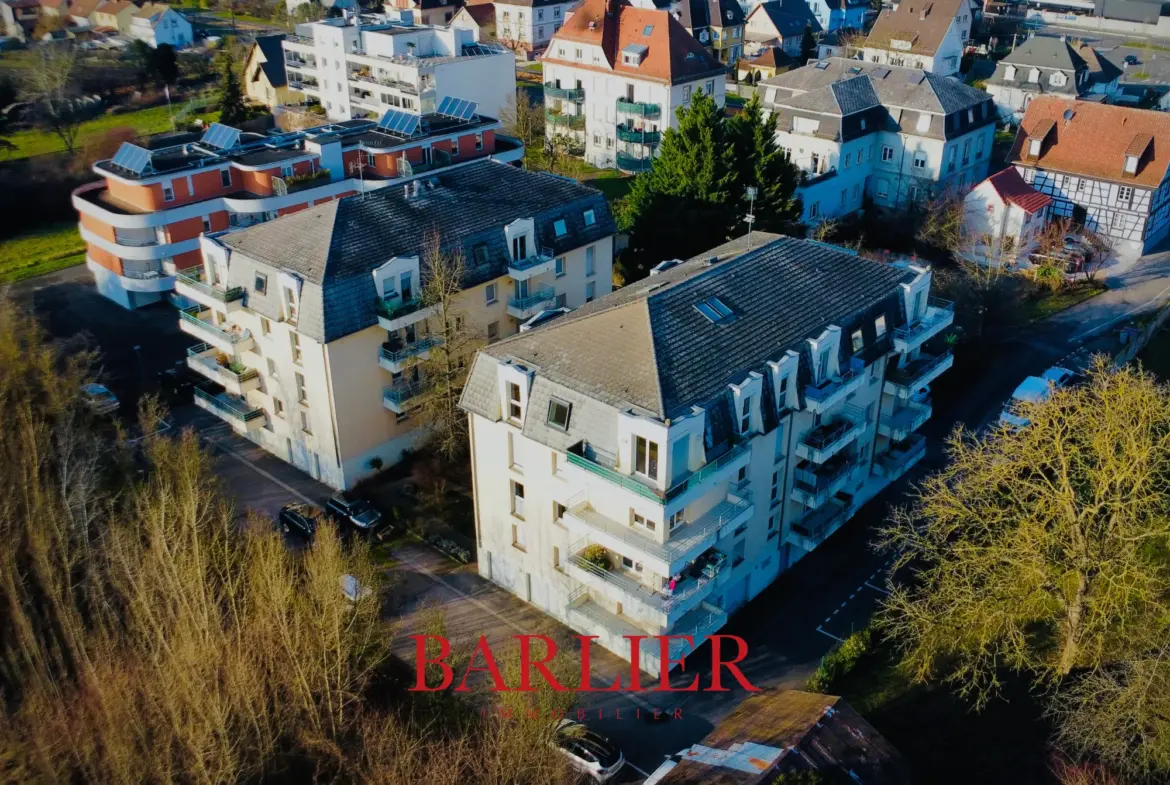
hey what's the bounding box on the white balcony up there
[194,386,265,433]
[178,307,254,355]
[884,350,953,400]
[804,364,866,414]
[186,343,261,396]
[794,405,864,464]
[378,335,442,373]
[893,298,954,353]
[790,457,855,509]
[506,247,557,281]
[785,499,851,552]
[507,285,557,320]
[382,379,424,414]
[375,296,435,332]
[874,434,927,480]
[878,399,932,441]
[173,268,245,314]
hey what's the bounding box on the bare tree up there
[500,89,545,171]
[21,44,84,156]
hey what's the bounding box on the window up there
[585,246,595,276]
[634,435,659,480]
[512,522,526,551]
[507,382,522,420]
[585,281,595,302]
[583,208,596,226]
[633,511,657,531]
[774,422,786,461]
[260,317,271,336]
[705,79,714,95]
[912,152,927,170]
[202,216,212,233]
[254,273,268,294]
[809,201,819,219]
[1119,185,1134,206]
[162,183,175,202]
[266,358,277,378]
[668,509,685,531]
[851,328,864,352]
[273,398,285,418]
[300,410,312,434]
[553,502,566,522]
[683,85,692,101]
[976,135,985,159]
[844,152,852,169]
[553,218,567,237]
[511,480,526,520]
[487,321,499,342]
[770,471,780,504]
[547,398,571,431]
[875,314,887,338]
[740,396,752,433]
[295,372,307,404]
[220,169,232,188]
[281,163,294,178]
[555,257,565,277]
[485,283,497,304]
[282,286,298,323]
[290,332,302,364]
[881,145,894,162]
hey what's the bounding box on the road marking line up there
[840,602,847,608]
[816,626,845,643]
[823,617,831,624]
[1069,280,1170,343]
[864,582,890,595]
[849,593,856,600]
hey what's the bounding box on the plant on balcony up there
[285,168,330,192]
[580,544,610,571]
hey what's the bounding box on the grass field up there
[1023,281,1106,322]
[3,104,221,161]
[0,223,86,284]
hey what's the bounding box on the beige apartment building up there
[178,160,616,488]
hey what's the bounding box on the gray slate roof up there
[465,235,913,421]
[749,0,821,38]
[220,160,616,343]
[254,35,288,89]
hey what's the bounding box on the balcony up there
[874,434,927,480]
[616,126,661,145]
[616,98,661,119]
[565,590,655,667]
[884,350,954,399]
[398,148,451,177]
[544,82,584,101]
[878,399,932,441]
[786,500,850,552]
[804,362,866,414]
[893,298,954,353]
[507,247,557,281]
[178,307,254,355]
[375,295,434,332]
[194,385,265,432]
[186,343,261,396]
[791,456,855,509]
[173,268,244,313]
[378,335,443,372]
[616,152,652,173]
[794,405,864,464]
[545,110,585,130]
[507,285,557,319]
[382,379,424,414]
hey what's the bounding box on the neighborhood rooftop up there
[865,0,967,58]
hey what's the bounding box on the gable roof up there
[460,3,495,24]
[1010,96,1170,188]
[983,167,1052,214]
[94,0,133,14]
[744,46,796,70]
[1002,35,1081,71]
[865,0,965,57]
[475,234,912,419]
[251,35,288,88]
[747,0,821,38]
[219,161,616,343]
[544,0,724,85]
[675,0,745,32]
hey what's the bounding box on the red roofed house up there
[1011,96,1170,256]
[963,166,1052,265]
[541,0,726,172]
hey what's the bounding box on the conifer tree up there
[727,95,803,235]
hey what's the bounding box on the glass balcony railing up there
[179,307,252,344]
[545,110,585,129]
[194,386,264,423]
[508,247,556,273]
[187,343,258,383]
[565,440,749,504]
[376,296,424,322]
[616,152,652,172]
[894,298,955,345]
[508,285,557,312]
[175,268,244,303]
[616,126,661,145]
[794,455,854,495]
[886,349,953,390]
[616,98,661,119]
[544,82,584,101]
[383,379,424,407]
[805,365,862,403]
[380,335,443,364]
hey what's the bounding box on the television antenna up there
[744,186,758,249]
[348,154,369,199]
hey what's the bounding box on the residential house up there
[0,0,40,39]
[181,161,616,489]
[66,0,97,28]
[451,3,496,40]
[245,35,296,109]
[71,108,525,309]
[673,0,746,67]
[281,15,515,122]
[737,46,796,81]
[806,0,867,32]
[383,0,463,27]
[542,0,726,172]
[90,0,136,33]
[760,58,996,223]
[286,0,356,14]
[963,167,1052,265]
[862,0,972,77]
[984,35,1120,121]
[459,233,953,676]
[38,0,65,18]
[130,3,194,48]
[494,0,574,53]
[744,1,821,59]
[1011,96,1170,255]
[646,691,910,784]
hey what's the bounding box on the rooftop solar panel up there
[110,142,153,175]
[201,122,241,150]
[436,96,477,121]
[376,108,421,136]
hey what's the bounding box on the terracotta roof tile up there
[1010,96,1170,188]
[865,0,965,58]
[985,167,1051,214]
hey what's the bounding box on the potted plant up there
[580,544,610,571]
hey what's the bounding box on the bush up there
[807,627,872,692]
[368,456,384,471]
[580,544,610,571]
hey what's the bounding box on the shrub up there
[807,627,871,692]
[580,544,610,571]
[368,456,384,471]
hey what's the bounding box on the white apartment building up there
[177,161,616,489]
[460,234,954,676]
[760,58,996,223]
[282,14,515,122]
[1012,97,1170,256]
[862,0,971,77]
[494,0,576,52]
[542,0,726,172]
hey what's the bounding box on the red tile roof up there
[1011,96,1170,188]
[985,167,1051,214]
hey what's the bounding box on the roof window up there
[583,208,596,226]
[554,218,568,237]
[695,296,734,324]
[643,25,653,35]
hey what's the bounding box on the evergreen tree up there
[726,95,803,235]
[153,44,179,86]
[618,90,738,281]
[217,59,247,126]
[800,24,817,65]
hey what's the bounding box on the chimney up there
[920,2,931,20]
[411,180,421,197]
[606,0,620,18]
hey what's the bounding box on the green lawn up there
[0,223,86,284]
[1023,282,1106,322]
[4,104,220,161]
[1124,40,1170,52]
[207,9,283,25]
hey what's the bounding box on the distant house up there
[984,36,1120,121]
[806,0,867,31]
[644,691,910,784]
[244,35,295,109]
[737,46,796,81]
[0,0,40,39]
[66,0,97,27]
[452,2,495,40]
[963,167,1052,265]
[383,0,464,26]
[862,0,973,77]
[38,0,65,18]
[91,0,136,33]
[130,3,193,48]
[744,1,821,58]
[674,0,747,67]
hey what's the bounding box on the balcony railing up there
[175,268,244,303]
[665,441,750,501]
[886,349,953,392]
[194,387,264,423]
[805,365,862,404]
[794,455,854,496]
[877,434,927,477]
[616,152,652,172]
[399,148,451,176]
[894,298,955,344]
[508,285,557,312]
[285,34,314,45]
[790,502,850,543]
[508,248,556,273]
[179,307,252,344]
[566,439,749,505]
[383,379,424,407]
[545,110,585,129]
[544,82,584,101]
[187,343,258,383]
[616,126,661,145]
[800,407,863,451]
[566,540,714,614]
[616,98,661,119]
[376,296,424,322]
[121,267,167,280]
[380,335,443,364]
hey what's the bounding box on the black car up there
[278,502,318,538]
[326,491,385,535]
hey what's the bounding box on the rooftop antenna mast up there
[348,155,368,199]
[744,186,758,249]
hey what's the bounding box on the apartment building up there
[72,107,523,309]
[984,36,1120,122]
[494,0,575,52]
[460,234,953,676]
[282,14,515,122]
[1011,97,1170,255]
[862,0,971,77]
[384,0,463,26]
[542,0,726,172]
[179,161,616,489]
[759,58,996,223]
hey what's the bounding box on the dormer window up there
[1125,154,1140,174]
[554,218,567,237]
[507,382,522,420]
[740,396,752,434]
[1029,138,1042,157]
[634,435,659,480]
[622,43,648,66]
[1051,71,1066,87]
[1029,68,1040,83]
[1004,65,1016,81]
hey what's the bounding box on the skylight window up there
[583,209,596,226]
[547,397,571,431]
[695,296,734,324]
[554,219,568,237]
[643,25,653,35]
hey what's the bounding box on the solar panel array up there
[201,122,242,150]
[436,97,478,122]
[377,108,421,136]
[111,142,153,175]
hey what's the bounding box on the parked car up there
[81,383,120,415]
[278,502,318,538]
[340,574,373,602]
[156,363,197,404]
[1125,54,1140,65]
[519,307,571,332]
[325,491,384,535]
[553,721,624,783]
[998,366,1076,430]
